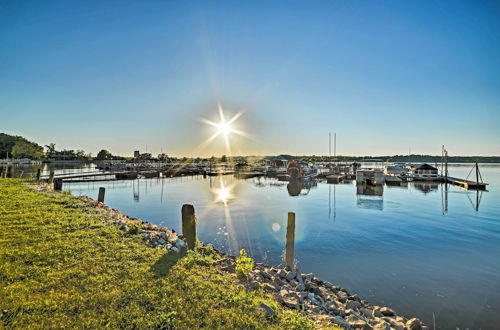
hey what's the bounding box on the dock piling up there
[285,212,296,270]
[54,178,63,191]
[182,204,197,250]
[36,169,41,181]
[98,187,105,203]
[48,170,54,185]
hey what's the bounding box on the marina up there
[55,163,499,329]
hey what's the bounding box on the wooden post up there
[182,204,197,250]
[48,170,54,185]
[54,178,63,191]
[475,162,479,186]
[98,187,105,203]
[36,168,41,181]
[285,212,296,270]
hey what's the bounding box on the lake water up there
[10,163,499,329]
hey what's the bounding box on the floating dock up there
[446,177,488,190]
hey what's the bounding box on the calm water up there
[54,165,499,329]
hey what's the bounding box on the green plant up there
[126,221,141,235]
[235,249,254,278]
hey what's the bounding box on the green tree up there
[11,140,44,159]
[96,149,113,160]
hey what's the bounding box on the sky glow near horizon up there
[1,0,499,157]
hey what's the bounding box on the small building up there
[356,169,385,185]
[412,163,440,181]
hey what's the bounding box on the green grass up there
[0,179,315,329]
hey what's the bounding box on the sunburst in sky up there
[200,105,249,155]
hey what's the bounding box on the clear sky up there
[1,0,499,157]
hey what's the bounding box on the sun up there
[200,105,249,154]
[216,120,231,137]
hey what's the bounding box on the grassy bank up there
[0,179,316,329]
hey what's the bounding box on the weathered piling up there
[181,204,197,250]
[48,170,54,185]
[36,169,41,181]
[285,212,296,270]
[54,178,63,191]
[98,187,105,203]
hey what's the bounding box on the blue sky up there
[1,0,499,156]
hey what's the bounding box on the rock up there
[346,300,361,310]
[170,246,180,254]
[303,273,314,281]
[257,302,276,321]
[278,269,287,278]
[360,307,372,318]
[332,316,351,328]
[307,292,320,305]
[323,281,333,288]
[379,307,395,316]
[373,309,384,318]
[311,285,323,297]
[261,269,273,280]
[406,318,422,330]
[262,283,276,293]
[248,281,260,291]
[285,268,296,280]
[349,319,372,330]
[282,296,300,309]
[350,294,361,302]
[160,232,167,239]
[296,271,304,283]
[296,283,306,292]
[176,239,185,248]
[373,321,391,330]
[158,238,166,245]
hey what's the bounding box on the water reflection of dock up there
[356,183,383,210]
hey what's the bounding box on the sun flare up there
[213,181,233,206]
[200,105,249,154]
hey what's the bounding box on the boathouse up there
[412,163,440,180]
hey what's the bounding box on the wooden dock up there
[447,177,488,190]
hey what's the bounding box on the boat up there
[385,175,403,185]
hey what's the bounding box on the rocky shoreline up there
[34,184,426,330]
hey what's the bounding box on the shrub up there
[235,249,254,278]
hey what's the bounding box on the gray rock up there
[350,294,361,302]
[360,307,372,318]
[307,292,320,305]
[261,269,273,280]
[262,283,276,293]
[257,302,276,320]
[282,296,300,309]
[278,269,287,278]
[285,268,296,280]
[303,273,314,281]
[296,283,306,292]
[332,316,351,328]
[379,307,395,316]
[373,321,391,330]
[248,281,260,291]
[170,246,180,254]
[349,319,372,330]
[373,309,384,318]
[158,238,166,245]
[296,271,304,284]
[346,300,361,310]
[176,239,185,248]
[406,318,422,330]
